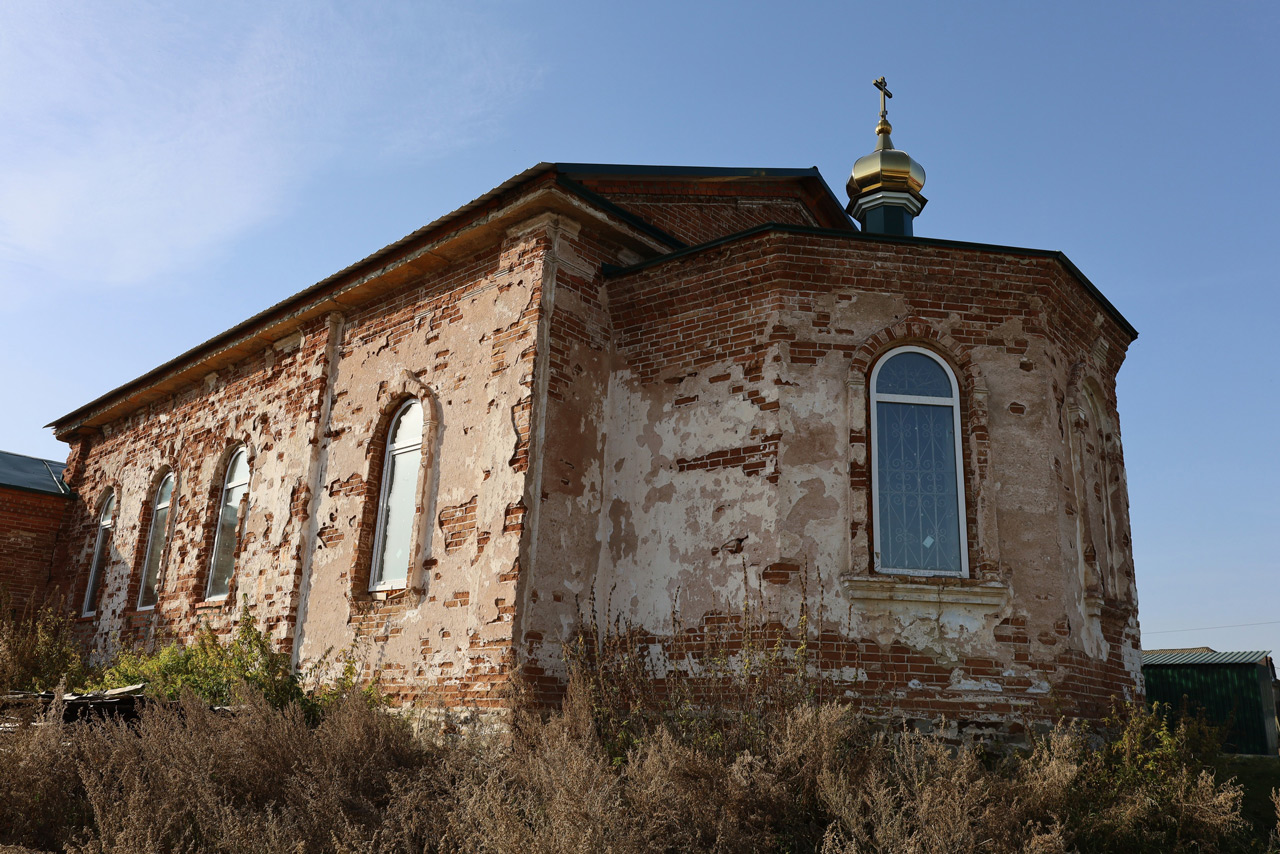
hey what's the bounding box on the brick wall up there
[0,486,68,615]
[524,221,1141,724]
[54,221,555,707]
[47,169,1142,726]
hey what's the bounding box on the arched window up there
[870,347,968,576]
[82,491,116,616]
[207,448,249,599]
[137,472,174,609]
[370,399,424,591]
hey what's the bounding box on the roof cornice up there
[602,223,1138,341]
[48,164,676,436]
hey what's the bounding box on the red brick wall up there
[55,319,332,655]
[55,223,552,707]
[0,486,68,615]
[520,223,1141,723]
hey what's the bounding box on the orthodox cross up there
[874,76,893,119]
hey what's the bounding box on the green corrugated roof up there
[1142,649,1271,667]
[0,450,69,496]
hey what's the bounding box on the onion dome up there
[847,78,928,236]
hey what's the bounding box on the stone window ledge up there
[841,577,1009,608]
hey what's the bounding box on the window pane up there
[374,447,420,588]
[225,450,249,486]
[100,493,116,523]
[391,400,423,450]
[875,352,953,398]
[209,482,246,597]
[876,401,962,572]
[84,526,110,614]
[139,504,168,608]
[156,474,174,507]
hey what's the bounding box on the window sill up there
[841,576,1008,608]
[76,613,96,623]
[124,606,156,617]
[195,598,229,611]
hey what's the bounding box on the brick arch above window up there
[200,442,254,602]
[352,371,441,598]
[130,466,177,611]
[841,317,998,587]
[847,317,987,401]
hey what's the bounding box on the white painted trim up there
[369,398,424,592]
[851,190,925,220]
[868,346,969,578]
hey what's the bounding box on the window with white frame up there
[370,399,424,591]
[870,347,968,576]
[137,472,174,609]
[82,491,116,616]
[207,448,249,599]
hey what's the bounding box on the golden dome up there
[847,116,926,200]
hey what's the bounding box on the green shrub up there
[0,588,92,693]
[96,606,306,711]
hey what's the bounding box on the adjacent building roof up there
[1142,649,1272,667]
[0,450,70,497]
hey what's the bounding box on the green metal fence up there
[1143,663,1274,756]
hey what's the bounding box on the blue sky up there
[1,1,1276,652]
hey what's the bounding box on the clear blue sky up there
[1,2,1276,652]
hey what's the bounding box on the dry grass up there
[0,591,92,693]
[0,589,1268,853]
[0,673,1262,853]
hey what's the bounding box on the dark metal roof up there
[48,162,563,434]
[556,163,854,236]
[0,450,70,496]
[1142,649,1272,667]
[48,163,852,436]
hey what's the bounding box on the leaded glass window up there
[207,448,249,599]
[138,472,174,609]
[870,347,968,576]
[370,399,424,591]
[82,491,115,616]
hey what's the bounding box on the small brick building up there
[0,450,71,616]
[42,106,1143,724]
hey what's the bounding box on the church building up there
[39,82,1142,724]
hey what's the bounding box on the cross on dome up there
[874,76,892,118]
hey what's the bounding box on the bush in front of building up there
[0,588,92,693]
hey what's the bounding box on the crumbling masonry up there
[38,160,1142,726]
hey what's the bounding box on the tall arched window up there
[870,347,968,576]
[207,448,249,599]
[138,472,174,609]
[82,491,116,616]
[370,399,424,591]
